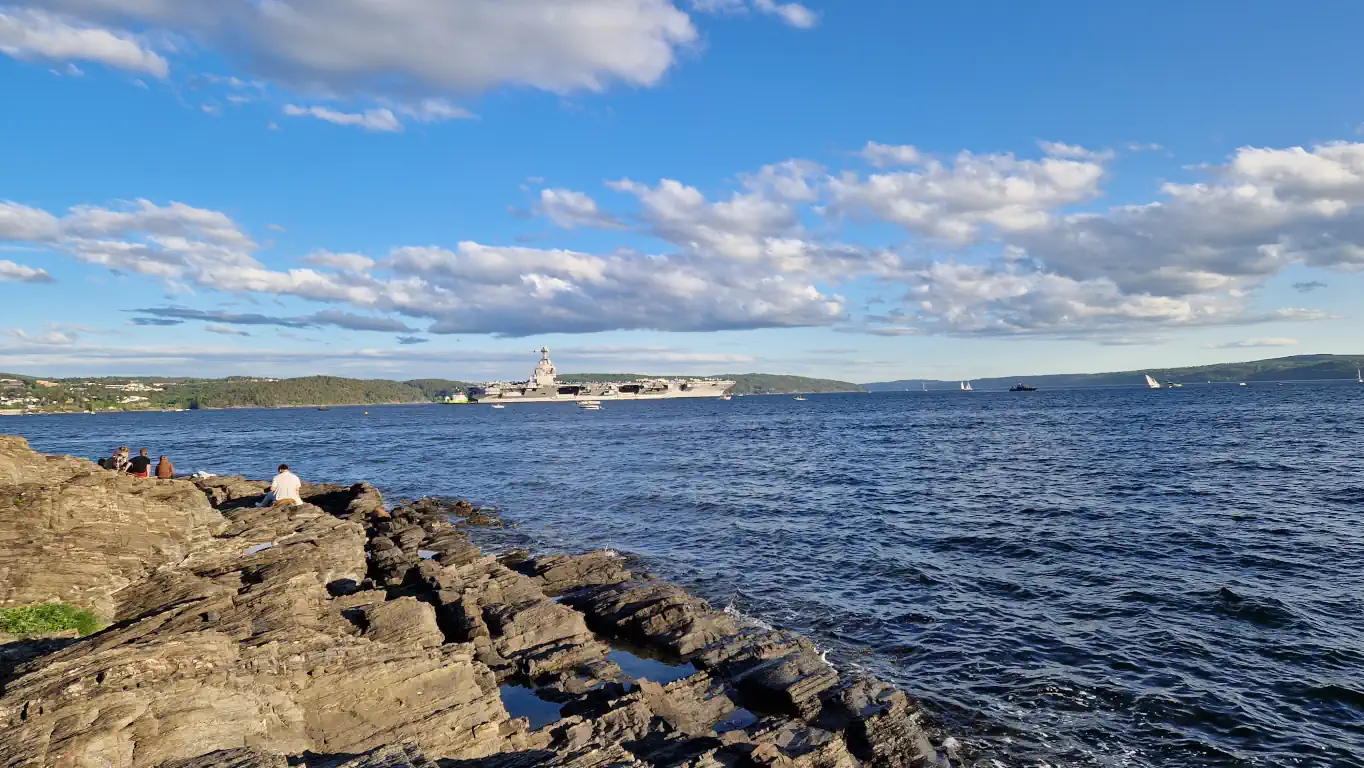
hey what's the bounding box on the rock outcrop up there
[0,437,223,619]
[0,437,961,767]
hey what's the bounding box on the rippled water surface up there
[8,386,1364,766]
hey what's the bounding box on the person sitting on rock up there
[109,447,130,473]
[259,463,303,507]
[127,448,153,478]
[155,455,175,479]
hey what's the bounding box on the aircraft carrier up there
[467,348,735,404]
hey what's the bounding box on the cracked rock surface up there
[0,437,965,767]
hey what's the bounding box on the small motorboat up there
[490,404,506,409]
[793,395,808,401]
[1239,382,1249,387]
[1009,383,1037,392]
[317,406,330,411]
[720,394,733,401]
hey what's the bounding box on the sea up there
[6,384,1363,767]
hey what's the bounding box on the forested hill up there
[559,373,866,394]
[863,354,1364,391]
[1,371,862,411]
[0,375,473,410]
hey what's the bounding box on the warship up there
[467,348,735,404]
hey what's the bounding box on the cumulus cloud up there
[1205,338,1299,349]
[0,202,61,241]
[860,142,921,168]
[301,251,376,271]
[0,8,168,77]
[539,188,624,230]
[32,0,699,96]
[0,258,54,283]
[830,148,1108,242]
[1009,142,1364,299]
[283,105,402,132]
[9,139,1358,343]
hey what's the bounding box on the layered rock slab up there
[0,437,223,619]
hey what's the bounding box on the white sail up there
[1358,367,1362,383]
[964,381,973,391]
[1145,374,1161,389]
[959,381,966,391]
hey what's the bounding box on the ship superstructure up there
[467,348,735,404]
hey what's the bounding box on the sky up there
[1,0,1362,384]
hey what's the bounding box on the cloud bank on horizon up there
[0,1,1359,378]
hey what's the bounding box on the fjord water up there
[10,385,1364,767]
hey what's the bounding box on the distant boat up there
[922,382,927,392]
[1239,382,1249,387]
[578,401,602,410]
[1009,383,1037,392]
[490,404,506,409]
[793,395,808,401]
[1165,382,1183,389]
[1145,375,1161,389]
[1357,367,1362,384]
[317,406,330,411]
[720,394,732,401]
[960,381,973,391]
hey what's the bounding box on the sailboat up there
[921,382,927,392]
[959,381,973,391]
[1145,375,1161,389]
[1357,367,1362,384]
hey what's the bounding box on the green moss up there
[0,603,102,637]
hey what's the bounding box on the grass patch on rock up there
[0,603,102,637]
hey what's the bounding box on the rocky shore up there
[0,436,961,768]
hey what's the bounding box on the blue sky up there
[1,0,1361,382]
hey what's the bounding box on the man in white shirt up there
[264,463,302,507]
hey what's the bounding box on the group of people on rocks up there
[101,446,175,478]
[98,449,303,506]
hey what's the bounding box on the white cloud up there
[37,0,698,96]
[1038,140,1113,162]
[282,104,402,133]
[2,328,75,345]
[539,188,624,230]
[204,323,250,336]
[395,98,475,123]
[0,8,168,77]
[301,251,376,272]
[1205,337,1299,349]
[861,142,921,168]
[692,0,818,28]
[0,202,61,241]
[752,0,818,28]
[830,148,1108,243]
[0,259,54,283]
[7,138,1359,343]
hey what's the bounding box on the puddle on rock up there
[713,708,759,734]
[417,550,438,560]
[608,647,695,686]
[499,684,564,730]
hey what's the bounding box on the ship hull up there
[469,381,733,404]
